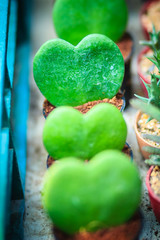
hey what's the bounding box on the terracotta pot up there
[134,111,158,159]
[46,142,133,168]
[140,0,160,40]
[146,166,160,223]
[137,46,150,97]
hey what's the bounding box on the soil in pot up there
[53,210,142,240]
[150,166,160,197]
[46,143,133,168]
[141,0,160,37]
[135,111,160,159]
[43,92,125,118]
[137,113,160,148]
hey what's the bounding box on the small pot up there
[117,32,134,107]
[46,142,133,168]
[140,0,160,40]
[53,209,143,240]
[137,46,151,97]
[43,92,125,119]
[146,166,160,223]
[134,111,158,159]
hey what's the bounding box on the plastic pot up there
[146,166,160,223]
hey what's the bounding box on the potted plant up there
[132,71,160,159]
[52,0,134,105]
[137,25,160,96]
[131,99,160,223]
[140,0,160,40]
[33,34,126,118]
[42,149,142,240]
[43,103,127,161]
[133,26,160,159]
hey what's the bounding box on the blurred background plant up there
[135,25,160,122]
[131,99,160,166]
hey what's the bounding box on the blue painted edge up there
[0,0,9,131]
[7,0,18,87]
[0,128,10,240]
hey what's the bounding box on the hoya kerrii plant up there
[33,34,125,108]
[52,0,128,46]
[43,103,127,161]
[42,150,142,236]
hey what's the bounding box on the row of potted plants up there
[32,0,160,238]
[33,31,143,237]
[131,23,160,225]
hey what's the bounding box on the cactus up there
[135,25,160,121]
[140,25,160,57]
[130,99,160,166]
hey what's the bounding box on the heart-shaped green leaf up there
[53,0,128,45]
[43,103,127,160]
[33,34,124,107]
[42,150,141,234]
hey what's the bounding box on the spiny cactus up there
[130,99,160,166]
[135,74,160,109]
[135,25,160,121]
[140,25,160,62]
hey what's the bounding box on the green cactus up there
[135,25,160,121]
[140,25,160,58]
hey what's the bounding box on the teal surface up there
[0,0,30,239]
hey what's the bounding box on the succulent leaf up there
[130,99,160,122]
[145,156,160,166]
[143,146,160,154]
[142,133,160,143]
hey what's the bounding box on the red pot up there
[140,0,160,40]
[146,166,160,223]
[137,46,151,97]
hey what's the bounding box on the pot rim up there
[134,111,157,148]
[146,166,160,203]
[137,46,151,84]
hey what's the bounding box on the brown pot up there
[53,210,143,240]
[134,111,157,159]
